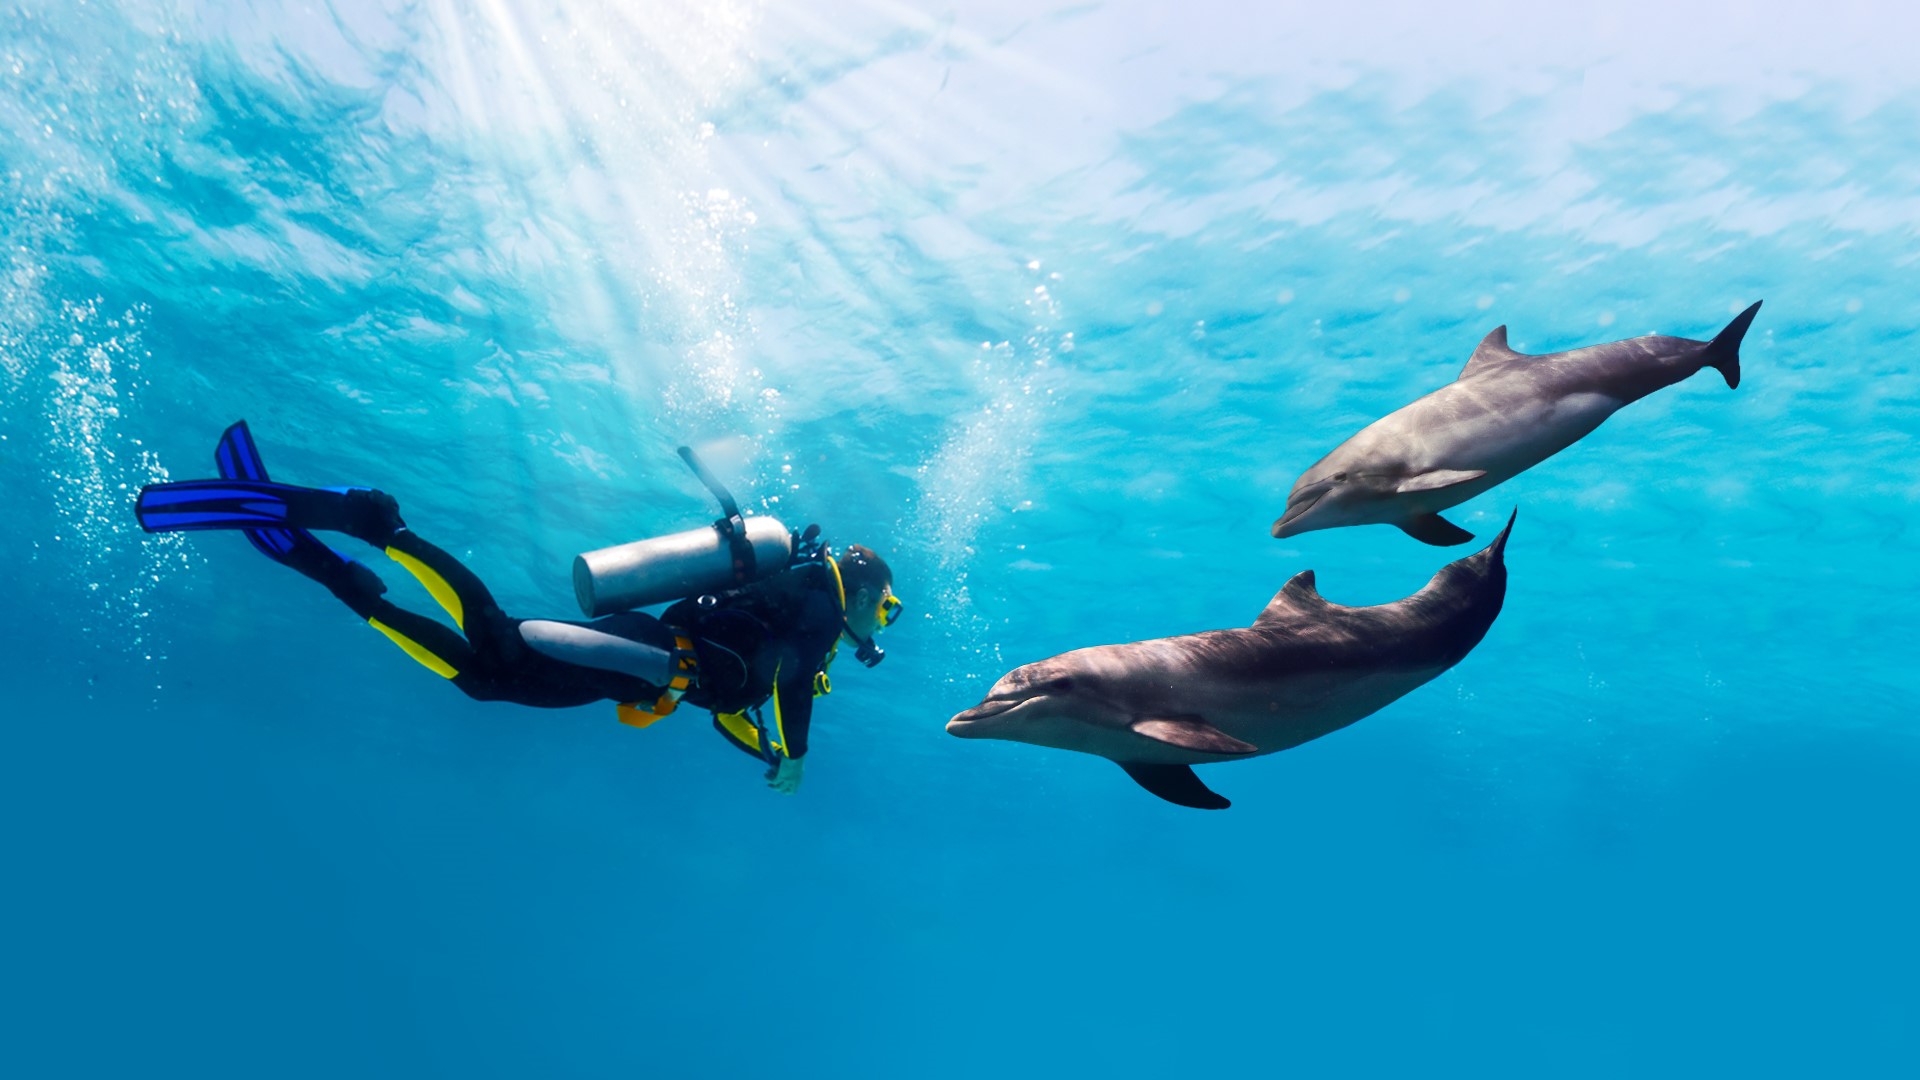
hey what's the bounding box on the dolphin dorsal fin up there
[1460,325,1523,378]
[1255,570,1327,626]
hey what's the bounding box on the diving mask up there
[848,590,902,668]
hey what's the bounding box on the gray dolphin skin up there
[946,514,1515,810]
[1274,302,1762,546]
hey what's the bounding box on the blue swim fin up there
[135,477,353,532]
[135,422,388,600]
[139,460,399,543]
[213,420,331,567]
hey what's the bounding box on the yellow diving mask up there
[877,591,903,628]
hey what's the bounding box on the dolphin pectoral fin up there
[1130,716,1258,756]
[1119,762,1231,810]
[1398,513,1476,546]
[1395,469,1487,495]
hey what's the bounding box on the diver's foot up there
[339,559,388,599]
[278,526,389,604]
[321,557,389,609]
[341,488,406,548]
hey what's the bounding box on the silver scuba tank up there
[571,444,793,617]
[573,514,792,616]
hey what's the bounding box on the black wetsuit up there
[337,529,841,758]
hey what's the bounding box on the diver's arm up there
[773,578,848,764]
[769,661,815,760]
[759,657,814,793]
[755,575,838,792]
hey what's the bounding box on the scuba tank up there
[573,446,793,617]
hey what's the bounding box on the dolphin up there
[946,514,1514,810]
[1274,302,1762,546]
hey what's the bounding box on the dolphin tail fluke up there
[1703,300,1761,389]
[1489,508,1517,560]
[1119,762,1231,810]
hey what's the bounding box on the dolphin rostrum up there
[1274,302,1761,546]
[946,514,1515,810]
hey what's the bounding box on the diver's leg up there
[140,467,507,687]
[241,484,503,636]
[367,527,538,700]
[282,490,493,684]
[290,492,517,680]
[325,567,481,682]
[376,528,501,634]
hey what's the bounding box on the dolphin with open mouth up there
[947,514,1515,809]
[1275,302,1761,545]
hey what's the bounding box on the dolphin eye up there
[1049,677,1075,692]
[1332,472,1348,482]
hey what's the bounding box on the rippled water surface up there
[4,2,1917,1076]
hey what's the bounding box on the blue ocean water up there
[4,0,1917,1075]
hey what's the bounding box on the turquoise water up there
[5,1,1917,1075]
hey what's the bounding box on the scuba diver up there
[134,422,901,795]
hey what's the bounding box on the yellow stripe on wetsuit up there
[369,619,458,679]
[387,544,465,628]
[767,661,790,755]
[362,543,469,679]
